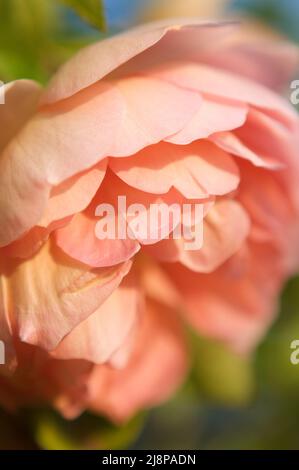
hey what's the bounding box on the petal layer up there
[3,240,131,351]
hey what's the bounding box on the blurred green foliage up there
[191,337,255,407]
[0,0,105,83]
[0,407,144,450]
[30,409,144,450]
[0,0,58,82]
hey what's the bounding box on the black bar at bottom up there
[0,449,299,465]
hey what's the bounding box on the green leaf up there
[58,0,106,31]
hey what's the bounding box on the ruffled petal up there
[39,160,107,227]
[88,299,188,423]
[3,240,132,351]
[146,200,250,273]
[0,79,41,153]
[210,131,283,169]
[55,171,190,267]
[203,36,299,92]
[165,241,285,354]
[150,61,297,126]
[42,19,235,104]
[52,273,141,364]
[0,76,201,247]
[110,140,240,199]
[167,95,248,144]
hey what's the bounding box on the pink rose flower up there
[0,19,299,422]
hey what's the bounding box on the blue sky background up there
[102,0,299,41]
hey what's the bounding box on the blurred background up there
[1,0,299,450]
